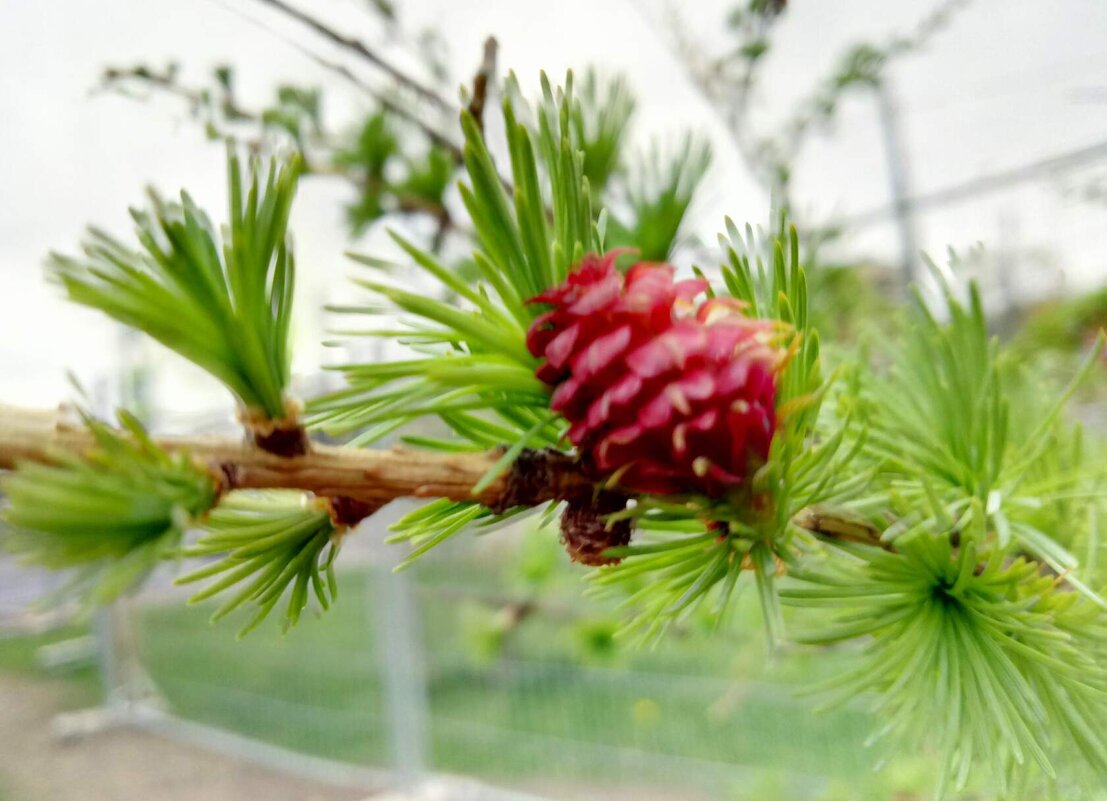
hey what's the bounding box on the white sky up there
[2,0,1106,413]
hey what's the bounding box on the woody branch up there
[0,402,882,544]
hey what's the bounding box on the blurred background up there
[1,0,1106,799]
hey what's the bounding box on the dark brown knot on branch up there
[486,448,592,513]
[238,403,310,458]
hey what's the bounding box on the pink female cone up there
[528,253,780,498]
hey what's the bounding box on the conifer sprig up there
[177,491,341,638]
[1,409,344,635]
[572,70,635,198]
[779,261,1107,793]
[862,267,1107,600]
[786,534,1107,795]
[1,411,218,606]
[48,148,301,421]
[605,134,712,261]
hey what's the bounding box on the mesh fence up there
[81,500,887,801]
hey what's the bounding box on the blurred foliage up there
[177,492,341,638]
[101,51,710,261]
[101,63,320,154]
[672,0,971,208]
[1019,284,1107,355]
[804,261,899,343]
[334,112,454,236]
[572,71,636,199]
[606,134,712,261]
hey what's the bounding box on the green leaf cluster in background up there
[571,71,636,199]
[335,111,455,236]
[550,69,712,262]
[605,134,712,262]
[261,85,323,153]
[100,58,714,264]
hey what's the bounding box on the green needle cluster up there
[2,411,217,605]
[49,148,301,420]
[177,491,340,638]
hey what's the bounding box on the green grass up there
[136,587,390,765]
[0,624,101,710]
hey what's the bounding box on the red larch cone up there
[527,252,782,499]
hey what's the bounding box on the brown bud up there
[560,493,632,566]
[238,402,309,457]
[327,496,383,529]
[250,422,309,457]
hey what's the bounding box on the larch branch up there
[0,404,574,510]
[0,403,882,544]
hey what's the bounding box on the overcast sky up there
[2,0,1106,413]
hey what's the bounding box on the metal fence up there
[35,492,877,801]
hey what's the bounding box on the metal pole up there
[875,78,920,293]
[92,327,157,716]
[370,514,432,786]
[89,371,127,712]
[996,209,1019,312]
[365,334,430,785]
[93,606,124,710]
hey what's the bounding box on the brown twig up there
[790,505,888,550]
[98,64,325,164]
[292,46,464,159]
[0,403,879,545]
[99,60,460,245]
[0,404,582,510]
[467,37,498,134]
[99,65,203,109]
[237,404,310,458]
[251,0,452,112]
[289,36,516,206]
